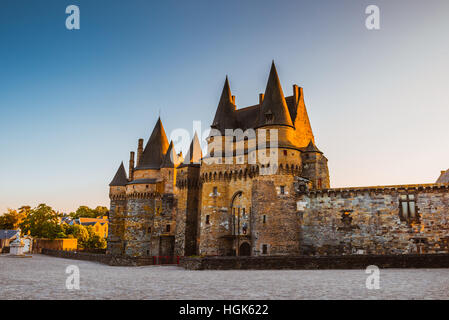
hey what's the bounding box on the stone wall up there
[180,253,449,270]
[198,163,304,256]
[42,248,112,264]
[107,195,126,255]
[199,163,254,256]
[175,165,201,256]
[123,197,154,256]
[300,150,329,189]
[298,184,449,255]
[41,249,179,266]
[123,194,176,257]
[251,175,301,255]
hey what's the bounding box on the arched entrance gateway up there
[229,191,251,256]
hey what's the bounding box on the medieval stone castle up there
[108,62,449,258]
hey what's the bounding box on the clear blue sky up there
[1,0,448,213]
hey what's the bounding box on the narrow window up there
[283,150,287,156]
[280,186,285,195]
[262,244,268,254]
[166,224,171,232]
[399,194,418,223]
[205,215,210,225]
[147,227,151,234]
[341,210,353,229]
[318,179,322,189]
[263,215,267,224]
[213,186,218,195]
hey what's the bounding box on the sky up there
[0,0,448,213]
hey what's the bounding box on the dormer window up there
[264,110,274,123]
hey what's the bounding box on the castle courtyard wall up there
[298,184,449,255]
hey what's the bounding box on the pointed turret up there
[183,132,202,165]
[109,162,128,186]
[211,76,237,133]
[437,169,449,183]
[303,140,322,154]
[292,85,315,147]
[136,117,169,170]
[257,61,293,128]
[161,141,178,168]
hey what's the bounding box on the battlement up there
[308,183,449,197]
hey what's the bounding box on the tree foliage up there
[19,204,64,239]
[61,224,106,249]
[69,206,109,219]
[2,204,108,249]
[0,209,26,230]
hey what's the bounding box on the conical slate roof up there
[303,140,322,153]
[291,86,315,147]
[136,118,169,170]
[211,76,237,133]
[257,62,293,128]
[437,169,449,183]
[161,141,177,168]
[183,132,202,165]
[109,162,128,186]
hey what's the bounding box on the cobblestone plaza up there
[1,255,449,299]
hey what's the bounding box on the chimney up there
[293,85,300,104]
[259,93,264,105]
[129,151,135,181]
[137,139,144,166]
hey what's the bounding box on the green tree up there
[93,206,109,218]
[83,226,107,249]
[69,206,109,219]
[20,204,64,239]
[0,209,25,230]
[72,224,90,248]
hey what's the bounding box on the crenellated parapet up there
[304,183,449,198]
[125,191,162,200]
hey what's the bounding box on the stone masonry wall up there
[174,165,201,256]
[123,197,154,257]
[180,254,449,270]
[251,175,301,255]
[298,184,449,255]
[107,196,126,255]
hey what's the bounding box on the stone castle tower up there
[196,62,329,256]
[108,62,330,257]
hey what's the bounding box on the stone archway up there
[230,191,251,256]
[239,242,251,256]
